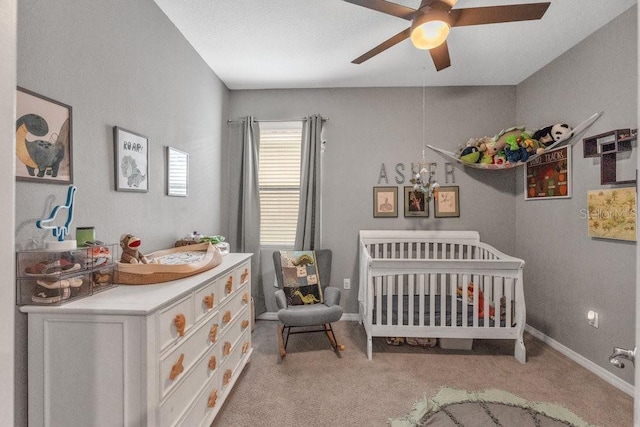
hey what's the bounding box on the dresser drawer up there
[217,270,235,306]
[178,376,220,427]
[159,311,220,399]
[160,344,220,427]
[158,294,195,352]
[236,262,250,288]
[194,278,218,323]
[219,306,251,349]
[218,283,251,335]
[220,329,251,396]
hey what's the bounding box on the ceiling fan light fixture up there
[410,11,450,50]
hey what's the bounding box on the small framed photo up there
[373,186,398,218]
[16,87,73,184]
[525,145,571,200]
[113,126,149,192]
[404,186,429,217]
[166,146,188,197]
[434,186,460,218]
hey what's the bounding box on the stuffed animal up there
[457,283,495,319]
[119,233,152,264]
[532,123,573,147]
[503,134,530,163]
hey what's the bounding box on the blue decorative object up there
[36,185,77,242]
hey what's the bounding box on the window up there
[258,122,303,246]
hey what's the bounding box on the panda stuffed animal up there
[532,123,573,147]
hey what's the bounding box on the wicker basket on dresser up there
[21,253,252,427]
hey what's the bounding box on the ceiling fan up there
[344,0,551,71]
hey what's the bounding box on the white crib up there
[358,230,526,363]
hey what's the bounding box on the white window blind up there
[259,123,303,246]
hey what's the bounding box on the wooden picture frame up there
[113,126,149,192]
[434,186,460,218]
[15,87,73,184]
[404,186,428,217]
[373,186,398,218]
[166,146,188,197]
[525,145,571,200]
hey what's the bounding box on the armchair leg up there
[324,323,345,353]
[277,324,287,358]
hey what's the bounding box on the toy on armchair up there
[119,233,153,264]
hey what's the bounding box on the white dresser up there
[21,253,252,427]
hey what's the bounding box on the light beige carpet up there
[213,320,633,426]
[390,387,595,426]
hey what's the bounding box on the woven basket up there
[115,242,223,285]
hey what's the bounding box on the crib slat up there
[461,274,468,328]
[375,275,382,326]
[419,273,425,326]
[429,274,436,327]
[451,274,458,328]
[387,276,393,326]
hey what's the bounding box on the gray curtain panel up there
[295,115,324,250]
[228,116,266,315]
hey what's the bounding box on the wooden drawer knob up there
[203,294,215,309]
[174,313,186,337]
[209,324,218,343]
[242,341,250,354]
[242,293,249,304]
[225,277,233,295]
[223,369,232,385]
[223,341,231,356]
[222,310,231,324]
[241,268,249,284]
[207,389,218,408]
[169,354,184,380]
[208,356,216,371]
[241,319,249,329]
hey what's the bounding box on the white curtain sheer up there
[294,115,325,250]
[228,116,265,314]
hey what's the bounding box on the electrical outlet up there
[343,278,350,290]
[587,310,599,328]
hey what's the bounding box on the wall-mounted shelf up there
[583,129,637,185]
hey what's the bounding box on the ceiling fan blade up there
[352,27,411,64]
[450,2,550,27]
[343,0,416,20]
[429,40,451,71]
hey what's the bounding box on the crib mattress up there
[372,295,508,327]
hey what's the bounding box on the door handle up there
[609,346,636,369]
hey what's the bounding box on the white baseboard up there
[525,325,634,396]
[256,312,361,322]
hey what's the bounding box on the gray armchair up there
[273,249,344,358]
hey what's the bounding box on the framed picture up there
[434,186,460,218]
[166,146,188,197]
[587,187,636,241]
[404,186,429,217]
[525,145,571,200]
[113,126,149,192]
[373,186,398,218]
[15,87,73,184]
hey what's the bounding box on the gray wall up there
[515,7,637,384]
[15,0,229,424]
[228,87,519,313]
[2,0,17,424]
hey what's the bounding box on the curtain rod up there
[227,117,328,123]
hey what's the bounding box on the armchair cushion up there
[277,303,343,327]
[279,251,324,305]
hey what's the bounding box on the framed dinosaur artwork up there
[15,87,73,184]
[113,126,149,193]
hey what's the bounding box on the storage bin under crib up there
[358,230,526,363]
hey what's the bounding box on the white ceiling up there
[153,0,637,90]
